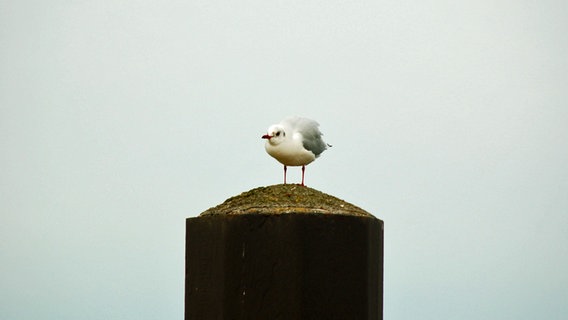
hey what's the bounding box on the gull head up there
[261,124,286,146]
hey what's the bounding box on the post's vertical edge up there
[185,216,226,320]
[377,218,384,320]
[184,218,190,320]
[184,219,187,320]
[362,216,383,320]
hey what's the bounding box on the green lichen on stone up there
[200,184,373,217]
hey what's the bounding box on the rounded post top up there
[199,184,376,218]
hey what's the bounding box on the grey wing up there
[283,117,328,157]
[303,132,328,157]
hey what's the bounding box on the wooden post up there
[185,185,384,319]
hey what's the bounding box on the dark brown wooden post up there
[185,185,383,319]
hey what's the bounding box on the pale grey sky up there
[1,1,567,319]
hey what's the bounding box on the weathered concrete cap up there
[200,184,374,217]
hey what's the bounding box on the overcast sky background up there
[2,1,567,319]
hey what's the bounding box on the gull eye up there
[276,131,281,137]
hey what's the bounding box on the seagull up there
[261,116,330,186]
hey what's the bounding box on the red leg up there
[301,165,306,186]
[283,165,287,184]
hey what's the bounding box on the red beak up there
[261,134,272,139]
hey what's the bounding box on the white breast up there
[264,133,316,166]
